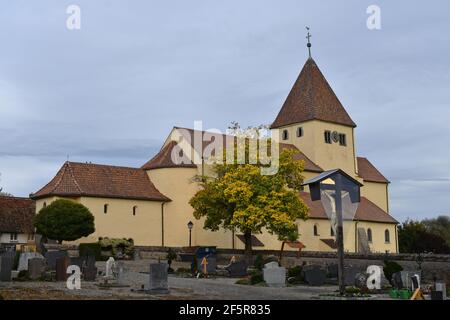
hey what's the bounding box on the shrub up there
[383,260,403,284]
[79,243,101,260]
[250,270,264,285]
[287,265,303,284]
[34,199,95,243]
[235,278,251,285]
[254,254,264,271]
[98,237,134,258]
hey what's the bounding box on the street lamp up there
[302,169,362,295]
[187,221,194,247]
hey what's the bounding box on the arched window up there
[313,224,319,236]
[43,202,47,208]
[282,129,289,140]
[104,204,108,214]
[133,206,137,216]
[297,127,303,137]
[367,228,372,242]
[385,229,390,243]
[331,227,335,237]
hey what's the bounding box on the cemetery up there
[1,242,449,300]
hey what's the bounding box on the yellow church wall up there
[274,120,357,177]
[355,221,397,253]
[360,181,389,213]
[146,167,202,247]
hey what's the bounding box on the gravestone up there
[344,266,360,286]
[327,264,338,278]
[195,247,217,274]
[116,261,126,285]
[28,258,46,280]
[400,271,421,290]
[225,260,248,277]
[82,255,97,281]
[354,272,368,289]
[45,250,68,270]
[392,272,403,289]
[56,256,70,281]
[263,262,286,287]
[148,262,169,294]
[18,252,44,271]
[105,257,116,278]
[435,282,447,300]
[304,267,326,286]
[0,253,14,282]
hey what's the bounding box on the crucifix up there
[306,26,312,58]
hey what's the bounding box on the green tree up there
[398,219,449,254]
[422,215,450,247]
[189,137,309,264]
[34,199,95,243]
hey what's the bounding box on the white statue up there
[105,257,116,278]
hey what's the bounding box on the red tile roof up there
[31,162,170,202]
[357,157,390,183]
[271,58,356,128]
[299,191,398,224]
[141,141,198,170]
[0,196,35,233]
[145,127,323,173]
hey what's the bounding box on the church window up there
[331,226,335,237]
[385,229,390,243]
[43,202,47,208]
[104,204,108,214]
[313,224,319,236]
[339,133,347,146]
[296,127,303,137]
[367,228,373,242]
[324,130,331,144]
[10,233,18,242]
[133,206,138,216]
[282,129,289,140]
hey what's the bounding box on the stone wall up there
[136,246,450,282]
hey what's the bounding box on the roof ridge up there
[65,162,82,194]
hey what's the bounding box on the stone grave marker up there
[263,262,286,287]
[304,266,326,286]
[45,250,68,270]
[343,266,360,286]
[56,256,70,281]
[28,258,46,280]
[327,264,338,278]
[0,253,14,282]
[116,261,126,285]
[105,257,115,278]
[435,282,447,300]
[18,252,44,271]
[225,260,248,277]
[148,262,169,294]
[82,255,97,281]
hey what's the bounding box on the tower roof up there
[271,58,356,128]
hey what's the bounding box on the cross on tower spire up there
[306,26,312,58]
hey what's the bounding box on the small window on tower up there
[324,130,331,144]
[133,206,138,216]
[104,204,108,214]
[296,127,303,137]
[282,129,289,140]
[331,227,335,237]
[339,133,347,146]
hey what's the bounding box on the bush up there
[235,278,251,285]
[34,199,95,243]
[250,270,264,285]
[383,260,403,284]
[79,243,101,260]
[254,254,264,271]
[13,250,21,270]
[98,237,134,258]
[287,265,304,284]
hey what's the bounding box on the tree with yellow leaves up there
[189,142,309,265]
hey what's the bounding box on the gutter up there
[354,221,359,253]
[161,202,165,247]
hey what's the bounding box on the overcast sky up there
[1,1,449,222]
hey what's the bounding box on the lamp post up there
[302,169,362,295]
[187,221,194,247]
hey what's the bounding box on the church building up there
[30,53,398,253]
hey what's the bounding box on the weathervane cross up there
[306,26,312,58]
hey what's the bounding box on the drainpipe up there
[354,221,359,253]
[161,202,165,247]
[394,224,398,253]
